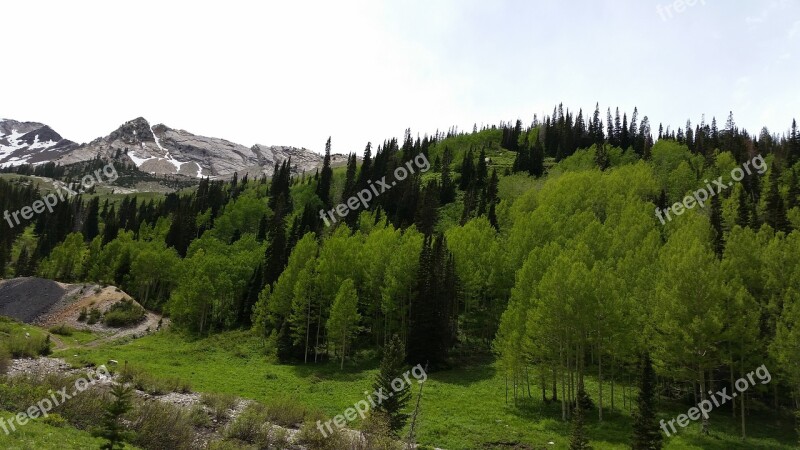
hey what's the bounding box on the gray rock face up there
[0,119,75,167]
[36,117,338,179]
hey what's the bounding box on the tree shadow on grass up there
[429,363,497,386]
[285,357,377,382]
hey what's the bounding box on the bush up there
[39,413,68,428]
[127,400,195,450]
[78,307,88,322]
[201,392,238,421]
[103,299,146,327]
[188,404,211,428]
[87,307,102,325]
[263,395,307,427]
[0,346,9,375]
[118,364,192,395]
[358,412,402,450]
[1,333,51,358]
[297,416,350,450]
[224,402,267,442]
[49,324,75,336]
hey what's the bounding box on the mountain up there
[0,119,75,167]
[0,117,344,178]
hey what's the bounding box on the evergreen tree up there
[631,353,662,450]
[373,334,412,435]
[765,165,789,232]
[98,383,133,450]
[570,387,593,450]
[407,234,458,369]
[459,149,475,190]
[356,142,373,192]
[342,152,358,203]
[530,138,545,177]
[83,197,100,242]
[316,137,333,207]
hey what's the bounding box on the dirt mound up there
[0,277,66,323]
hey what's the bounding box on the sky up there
[1,0,798,154]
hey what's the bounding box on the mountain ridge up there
[0,117,344,179]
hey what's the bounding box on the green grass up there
[0,411,138,449]
[55,329,798,449]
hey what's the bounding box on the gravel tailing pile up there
[0,277,65,323]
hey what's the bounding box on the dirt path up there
[84,312,166,348]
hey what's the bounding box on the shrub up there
[207,439,257,450]
[188,404,211,428]
[49,324,75,336]
[127,400,195,450]
[224,402,266,442]
[263,395,307,427]
[0,346,9,375]
[201,392,238,421]
[1,333,51,358]
[358,412,402,450]
[118,364,192,395]
[39,413,68,428]
[87,307,102,325]
[78,307,88,322]
[297,417,349,450]
[103,299,146,327]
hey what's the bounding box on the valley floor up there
[43,329,797,450]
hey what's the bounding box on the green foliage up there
[49,324,76,336]
[103,299,146,327]
[201,392,239,421]
[372,335,411,435]
[98,383,133,450]
[126,400,195,450]
[632,353,662,450]
[327,278,360,369]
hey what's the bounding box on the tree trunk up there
[610,355,615,411]
[598,346,603,421]
[699,368,709,435]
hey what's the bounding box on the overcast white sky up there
[1,0,798,154]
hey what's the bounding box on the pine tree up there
[82,197,100,241]
[98,383,133,450]
[765,165,789,232]
[356,143,373,192]
[570,387,593,450]
[530,138,545,177]
[632,353,662,450]
[736,187,750,228]
[316,137,333,207]
[342,153,358,202]
[459,149,475,190]
[372,335,412,435]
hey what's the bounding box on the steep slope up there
[0,119,75,167]
[4,116,346,179]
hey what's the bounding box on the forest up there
[1,104,800,447]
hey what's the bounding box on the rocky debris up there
[0,277,66,323]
